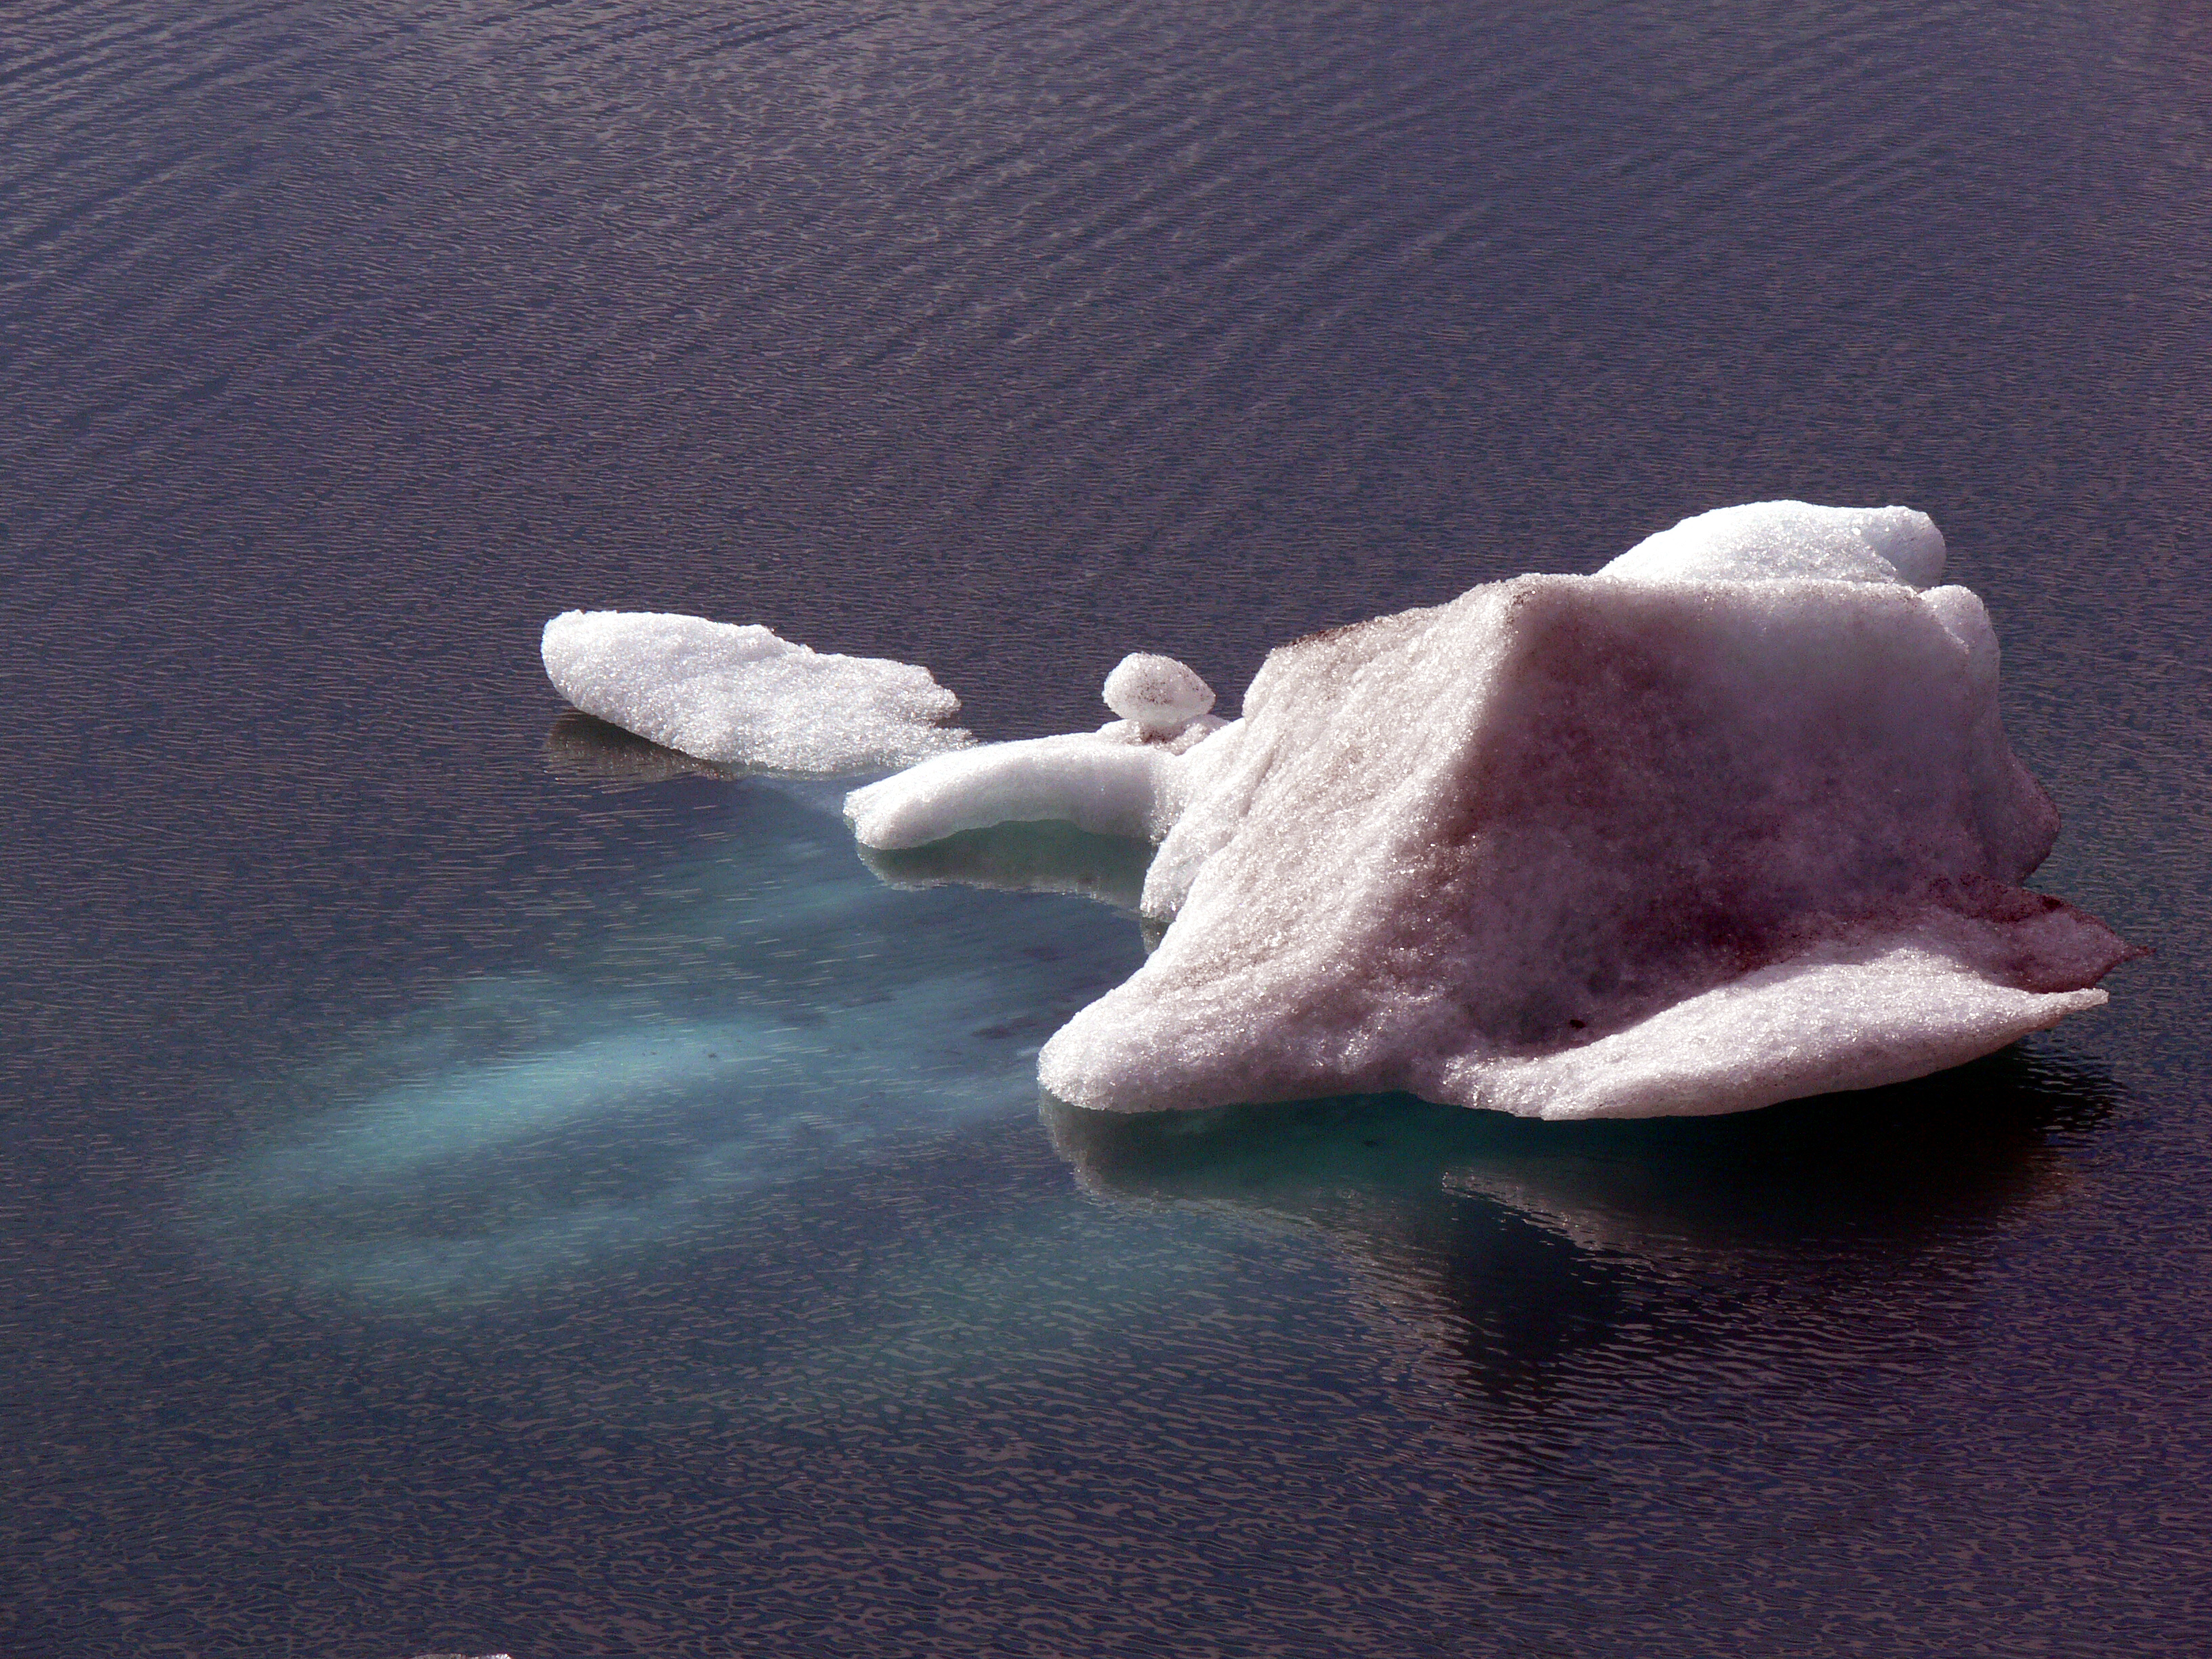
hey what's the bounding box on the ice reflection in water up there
[1045,1048,2116,1403]
[859,821,1157,915]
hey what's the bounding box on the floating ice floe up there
[541,610,970,773]
[851,501,2137,1121]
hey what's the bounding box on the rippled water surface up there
[5,1,2210,1654]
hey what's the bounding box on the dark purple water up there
[4,1,2209,1653]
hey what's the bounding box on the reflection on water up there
[1046,1045,2116,1403]
[858,820,1157,914]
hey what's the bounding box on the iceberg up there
[542,610,970,773]
[855,503,2136,1122]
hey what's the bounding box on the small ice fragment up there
[541,610,970,773]
[846,731,1193,850]
[844,663,1227,851]
[1103,653,1216,737]
[1599,500,1946,587]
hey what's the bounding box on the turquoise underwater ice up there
[194,773,1148,1303]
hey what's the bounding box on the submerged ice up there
[542,610,970,773]
[849,501,2135,1121]
[202,782,1146,1301]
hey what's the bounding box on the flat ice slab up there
[542,610,970,773]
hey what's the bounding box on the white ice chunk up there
[1103,653,1216,736]
[846,730,1195,850]
[1600,500,1946,587]
[1038,558,2132,1120]
[541,610,970,773]
[845,653,1228,848]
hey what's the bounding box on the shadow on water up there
[1045,1044,2121,1405]
[542,708,733,789]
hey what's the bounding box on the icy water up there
[4,0,2210,1653]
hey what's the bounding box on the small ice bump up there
[1600,501,1946,588]
[1103,653,1216,737]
